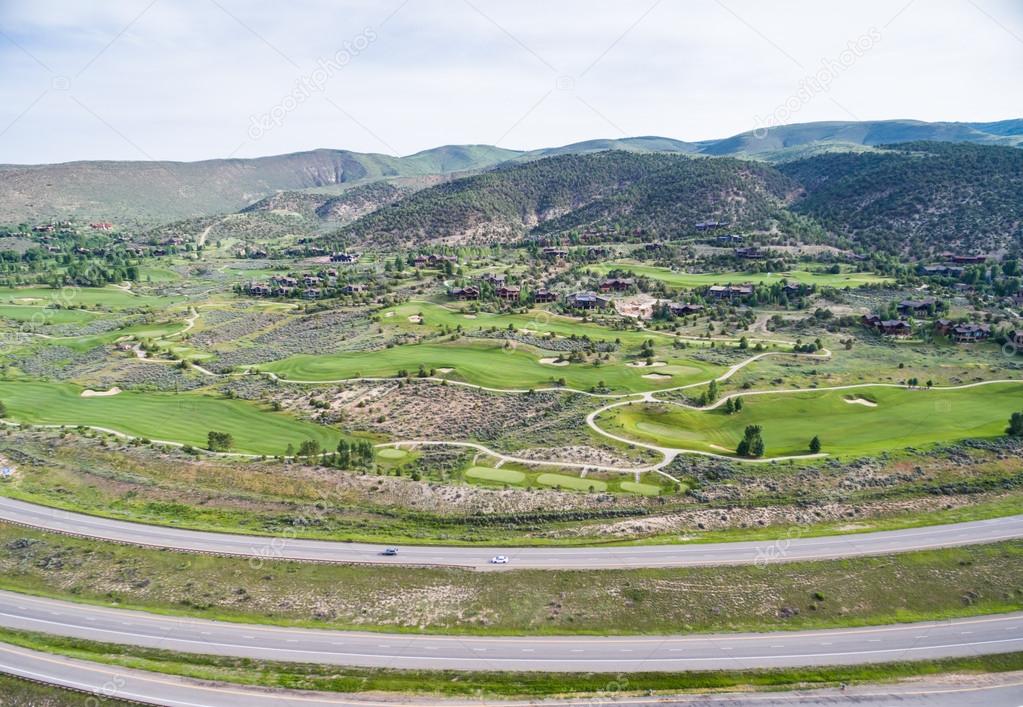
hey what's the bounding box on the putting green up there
[0,380,343,456]
[603,383,1023,459]
[619,481,661,496]
[465,466,526,483]
[536,473,607,491]
[377,447,409,460]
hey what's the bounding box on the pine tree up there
[809,435,822,454]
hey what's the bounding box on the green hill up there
[780,142,1023,254]
[339,151,798,246]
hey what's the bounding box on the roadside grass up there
[2,628,1022,698]
[0,380,343,455]
[1,522,1022,636]
[461,463,669,496]
[0,671,138,706]
[602,383,1023,458]
[588,262,893,289]
[259,338,722,393]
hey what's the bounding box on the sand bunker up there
[436,367,454,374]
[539,357,569,366]
[81,387,121,398]
[408,315,422,323]
[709,444,733,452]
[844,396,877,407]
[627,361,666,368]
[463,314,477,319]
[642,373,672,380]
[384,311,394,317]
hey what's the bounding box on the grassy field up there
[1,522,1022,636]
[0,380,343,455]
[259,338,722,392]
[382,301,662,347]
[0,285,181,310]
[602,383,1023,458]
[589,262,892,289]
[0,304,102,325]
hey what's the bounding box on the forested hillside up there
[781,142,1023,255]
[340,152,798,246]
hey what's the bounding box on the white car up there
[490,555,510,564]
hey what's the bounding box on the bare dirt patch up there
[81,387,122,398]
[539,357,569,366]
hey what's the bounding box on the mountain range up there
[1,118,1021,224]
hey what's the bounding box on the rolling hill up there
[779,142,1023,255]
[338,151,798,246]
[1,118,1020,226]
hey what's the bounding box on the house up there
[567,291,610,309]
[448,286,480,301]
[920,264,964,277]
[935,318,953,336]
[302,287,321,299]
[879,320,912,336]
[949,254,987,265]
[341,284,366,294]
[694,220,727,231]
[330,252,359,263]
[541,247,568,258]
[715,234,745,245]
[533,289,557,303]
[599,277,635,293]
[708,284,754,300]
[897,298,936,317]
[271,286,295,297]
[782,283,805,296]
[948,322,991,343]
[90,222,113,231]
[1007,330,1023,350]
[246,283,271,296]
[864,314,911,336]
[496,285,521,300]
[735,247,764,260]
[480,273,507,286]
[303,275,322,287]
[669,302,704,316]
[271,275,298,288]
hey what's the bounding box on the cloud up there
[0,0,1020,163]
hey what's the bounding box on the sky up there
[0,0,1021,164]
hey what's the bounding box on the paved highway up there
[3,641,1023,707]
[2,591,1021,672]
[2,497,1022,569]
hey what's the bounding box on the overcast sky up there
[1,0,1021,164]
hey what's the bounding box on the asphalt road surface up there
[2,641,1023,706]
[2,591,1021,672]
[2,497,1022,569]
